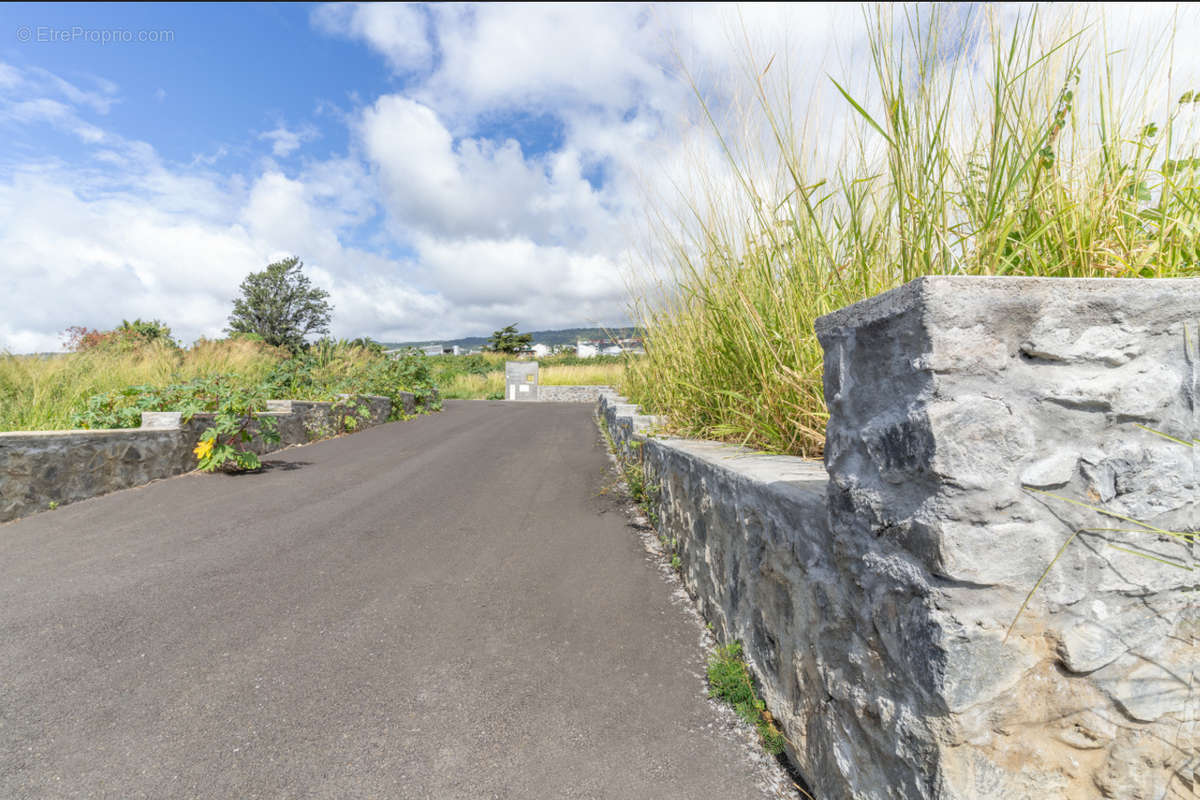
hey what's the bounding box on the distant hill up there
[381,327,641,350]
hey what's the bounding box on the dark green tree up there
[486,323,532,353]
[227,257,332,352]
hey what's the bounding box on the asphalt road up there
[1,400,781,799]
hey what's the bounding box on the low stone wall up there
[0,393,402,523]
[599,276,1197,800]
[537,384,615,403]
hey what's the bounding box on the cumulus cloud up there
[4,4,1200,354]
[311,2,433,74]
[414,235,623,307]
[359,95,611,245]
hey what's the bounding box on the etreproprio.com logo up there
[16,26,175,44]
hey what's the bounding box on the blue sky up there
[6,2,722,350]
[0,3,1192,352]
[2,4,576,176]
[3,4,380,167]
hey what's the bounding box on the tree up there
[227,257,332,352]
[486,323,532,353]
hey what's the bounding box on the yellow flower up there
[194,438,214,460]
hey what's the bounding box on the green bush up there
[193,388,279,473]
[70,376,251,429]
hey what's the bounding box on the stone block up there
[816,276,1197,798]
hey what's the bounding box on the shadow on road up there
[254,460,311,473]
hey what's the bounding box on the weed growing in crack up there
[707,642,787,756]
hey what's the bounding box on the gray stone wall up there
[537,385,615,403]
[599,276,1197,800]
[0,394,396,523]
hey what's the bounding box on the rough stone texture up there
[599,276,1197,800]
[537,385,615,403]
[0,428,196,525]
[0,395,395,523]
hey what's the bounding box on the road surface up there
[1,400,784,799]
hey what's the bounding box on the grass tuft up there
[707,642,787,755]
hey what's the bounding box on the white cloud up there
[415,235,623,307]
[27,66,119,114]
[258,123,318,157]
[311,2,433,74]
[5,3,1200,356]
[0,97,106,143]
[358,95,612,246]
[0,62,21,89]
[0,157,449,350]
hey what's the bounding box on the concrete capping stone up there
[0,428,157,440]
[140,411,183,429]
[0,394,397,524]
[599,275,1197,800]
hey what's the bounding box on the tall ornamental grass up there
[625,5,1200,457]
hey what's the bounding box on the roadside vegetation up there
[0,333,438,432]
[0,258,441,434]
[624,5,1200,457]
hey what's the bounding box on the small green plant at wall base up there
[194,390,279,473]
[706,642,787,755]
[47,501,58,510]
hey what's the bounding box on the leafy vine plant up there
[193,389,279,473]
